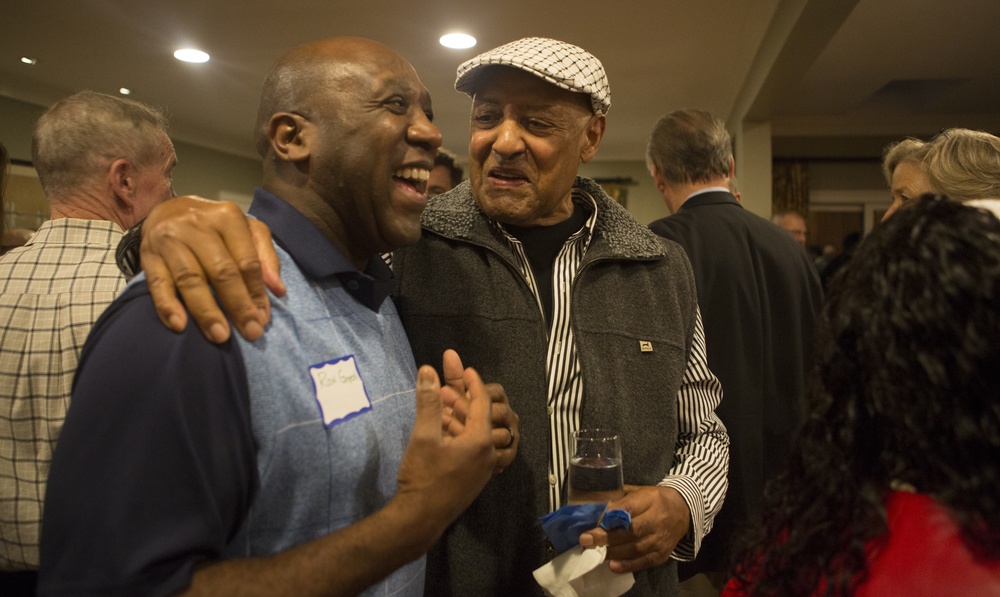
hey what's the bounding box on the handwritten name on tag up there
[309,355,372,427]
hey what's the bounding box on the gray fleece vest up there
[393,177,698,597]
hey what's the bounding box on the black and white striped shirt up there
[495,190,728,560]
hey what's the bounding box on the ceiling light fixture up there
[439,33,476,49]
[20,56,37,65]
[174,48,210,63]
[119,88,131,95]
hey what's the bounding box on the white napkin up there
[532,545,636,597]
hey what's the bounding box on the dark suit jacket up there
[649,191,823,578]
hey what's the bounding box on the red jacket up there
[723,491,1000,596]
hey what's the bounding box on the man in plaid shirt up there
[0,91,177,596]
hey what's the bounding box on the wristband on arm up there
[115,218,143,279]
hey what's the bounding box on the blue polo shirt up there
[39,188,421,596]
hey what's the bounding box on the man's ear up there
[579,114,606,164]
[269,112,311,163]
[651,167,667,194]
[108,158,136,207]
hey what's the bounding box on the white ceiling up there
[2,0,999,163]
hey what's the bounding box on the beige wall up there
[170,141,258,206]
[5,165,47,230]
[579,160,665,225]
[733,120,773,219]
[0,96,39,161]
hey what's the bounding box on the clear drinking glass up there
[567,429,624,505]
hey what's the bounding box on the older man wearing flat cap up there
[392,36,728,597]
[122,37,729,596]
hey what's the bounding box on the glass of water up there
[567,429,624,505]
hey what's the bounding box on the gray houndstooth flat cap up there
[455,37,611,115]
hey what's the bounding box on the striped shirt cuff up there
[658,475,704,561]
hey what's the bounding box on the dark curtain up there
[772,160,809,216]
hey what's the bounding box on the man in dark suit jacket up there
[646,109,823,595]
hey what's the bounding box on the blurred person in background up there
[646,109,822,596]
[881,128,1000,221]
[0,91,177,596]
[881,137,931,222]
[771,210,807,248]
[427,147,463,196]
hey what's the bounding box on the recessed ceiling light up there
[174,48,210,63]
[119,88,131,95]
[20,56,37,65]
[439,33,476,49]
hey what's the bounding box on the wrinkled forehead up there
[892,160,929,184]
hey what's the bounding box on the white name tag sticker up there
[309,355,372,427]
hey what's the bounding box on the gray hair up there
[772,210,804,225]
[925,128,1000,202]
[646,109,732,184]
[881,137,930,187]
[31,91,169,201]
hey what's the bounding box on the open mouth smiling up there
[488,167,529,184]
[393,167,430,195]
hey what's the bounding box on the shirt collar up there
[27,218,124,247]
[492,188,599,249]
[685,186,731,201]
[248,187,393,311]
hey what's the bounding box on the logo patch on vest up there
[309,355,372,427]
[639,341,653,353]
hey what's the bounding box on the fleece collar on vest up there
[420,176,670,262]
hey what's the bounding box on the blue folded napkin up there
[539,503,632,555]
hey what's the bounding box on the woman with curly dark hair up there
[724,196,1000,596]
